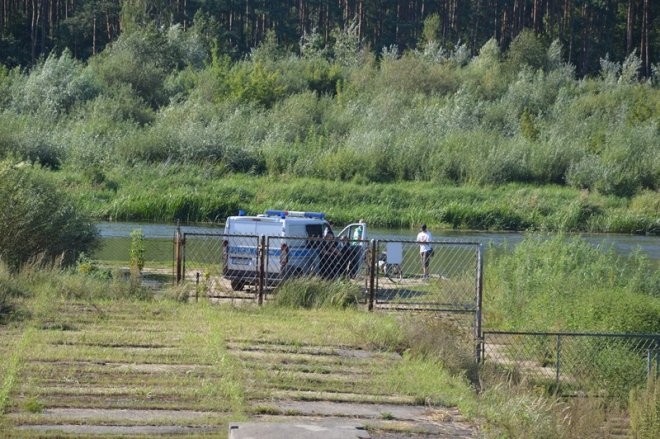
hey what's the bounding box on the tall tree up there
[0,0,657,75]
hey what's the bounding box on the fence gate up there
[177,231,263,301]
[175,232,483,326]
[370,240,484,345]
[265,235,371,292]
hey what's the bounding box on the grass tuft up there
[629,376,660,439]
[24,397,45,413]
[272,277,361,309]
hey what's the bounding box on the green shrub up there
[225,61,287,107]
[129,229,145,273]
[273,277,360,309]
[76,253,111,280]
[590,343,650,400]
[90,29,172,108]
[463,38,508,101]
[331,20,363,68]
[377,53,459,96]
[0,64,11,105]
[9,50,99,116]
[0,161,98,271]
[487,234,660,332]
[24,397,44,413]
[629,190,660,216]
[0,113,64,169]
[505,29,548,72]
[300,58,343,96]
[116,127,175,163]
[1,27,659,203]
[0,263,23,322]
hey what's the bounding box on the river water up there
[97,222,660,261]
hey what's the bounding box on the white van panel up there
[227,218,283,236]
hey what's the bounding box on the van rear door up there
[224,217,282,288]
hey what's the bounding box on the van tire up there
[230,280,245,291]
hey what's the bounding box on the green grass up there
[273,277,361,309]
[47,164,659,234]
[629,377,660,439]
[0,328,32,414]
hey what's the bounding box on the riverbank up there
[54,165,658,234]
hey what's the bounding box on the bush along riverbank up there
[52,164,659,234]
[486,234,660,333]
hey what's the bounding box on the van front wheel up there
[230,280,245,291]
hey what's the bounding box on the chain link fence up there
[482,331,660,399]
[94,234,174,271]
[265,235,370,284]
[179,233,373,302]
[372,239,483,337]
[175,232,482,310]
[92,227,659,402]
[373,240,481,308]
[180,232,261,301]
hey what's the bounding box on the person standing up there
[416,224,433,279]
[320,227,340,279]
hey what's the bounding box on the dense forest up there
[1,0,658,76]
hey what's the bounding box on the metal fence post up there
[555,335,562,395]
[647,347,659,379]
[175,226,183,284]
[195,272,200,302]
[475,243,484,364]
[258,235,266,305]
[368,239,376,311]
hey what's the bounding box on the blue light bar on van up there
[299,211,325,219]
[264,210,325,220]
[265,210,287,218]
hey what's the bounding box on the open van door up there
[337,221,367,278]
[338,221,367,242]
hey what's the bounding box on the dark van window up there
[305,224,324,248]
[306,224,323,237]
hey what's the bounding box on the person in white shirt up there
[416,224,433,279]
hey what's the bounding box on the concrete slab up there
[30,407,217,422]
[252,414,477,438]
[268,400,429,420]
[19,424,218,435]
[229,422,371,439]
